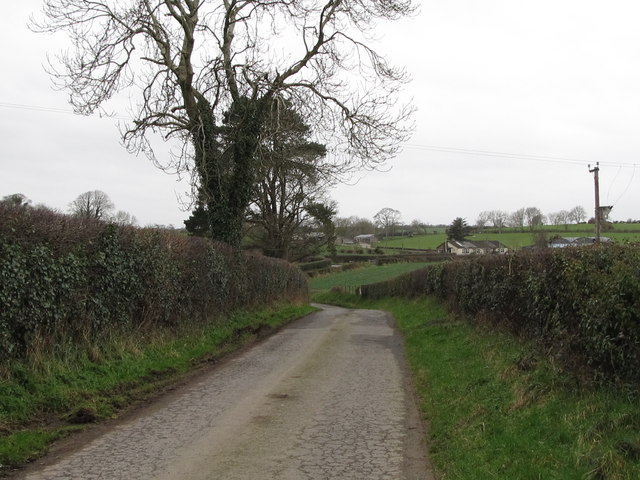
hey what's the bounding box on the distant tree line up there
[333,208,434,241]
[2,191,138,227]
[476,206,587,231]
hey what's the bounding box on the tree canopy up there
[69,190,115,219]
[1,194,31,207]
[34,0,416,246]
[246,105,331,259]
[446,217,471,241]
[374,207,402,238]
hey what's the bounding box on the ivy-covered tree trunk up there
[192,97,267,247]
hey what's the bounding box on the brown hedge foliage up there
[0,204,308,361]
[360,247,640,385]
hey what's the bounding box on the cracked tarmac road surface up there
[21,304,434,480]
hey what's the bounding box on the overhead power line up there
[0,101,130,120]
[0,102,76,115]
[404,143,640,169]
[2,100,640,170]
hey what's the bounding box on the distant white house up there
[354,234,377,245]
[436,240,509,255]
[548,236,612,248]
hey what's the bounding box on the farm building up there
[548,236,612,248]
[436,240,509,255]
[354,234,377,245]
[338,236,355,245]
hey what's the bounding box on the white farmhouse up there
[436,240,509,255]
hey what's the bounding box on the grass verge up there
[314,291,640,479]
[0,302,315,472]
[308,261,430,292]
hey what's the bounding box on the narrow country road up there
[21,305,434,480]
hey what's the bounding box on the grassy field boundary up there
[307,261,432,292]
[0,302,316,474]
[313,291,640,479]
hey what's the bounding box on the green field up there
[376,223,640,251]
[376,234,446,250]
[308,262,430,291]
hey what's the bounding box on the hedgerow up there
[360,246,640,385]
[297,258,332,273]
[0,204,308,362]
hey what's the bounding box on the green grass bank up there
[0,302,315,473]
[313,291,640,479]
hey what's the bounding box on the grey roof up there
[549,236,612,247]
[354,234,376,239]
[447,240,506,249]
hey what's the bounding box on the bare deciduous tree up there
[69,190,115,219]
[547,211,561,226]
[569,205,587,224]
[374,207,401,238]
[487,210,508,232]
[335,216,376,239]
[476,211,490,229]
[112,210,138,226]
[548,210,570,229]
[411,219,428,235]
[523,207,545,230]
[477,209,508,231]
[33,0,416,246]
[509,208,526,229]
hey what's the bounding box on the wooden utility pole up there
[589,163,600,243]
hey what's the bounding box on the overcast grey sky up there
[2,1,640,227]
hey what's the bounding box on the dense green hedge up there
[360,246,640,384]
[0,204,308,361]
[297,258,332,272]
